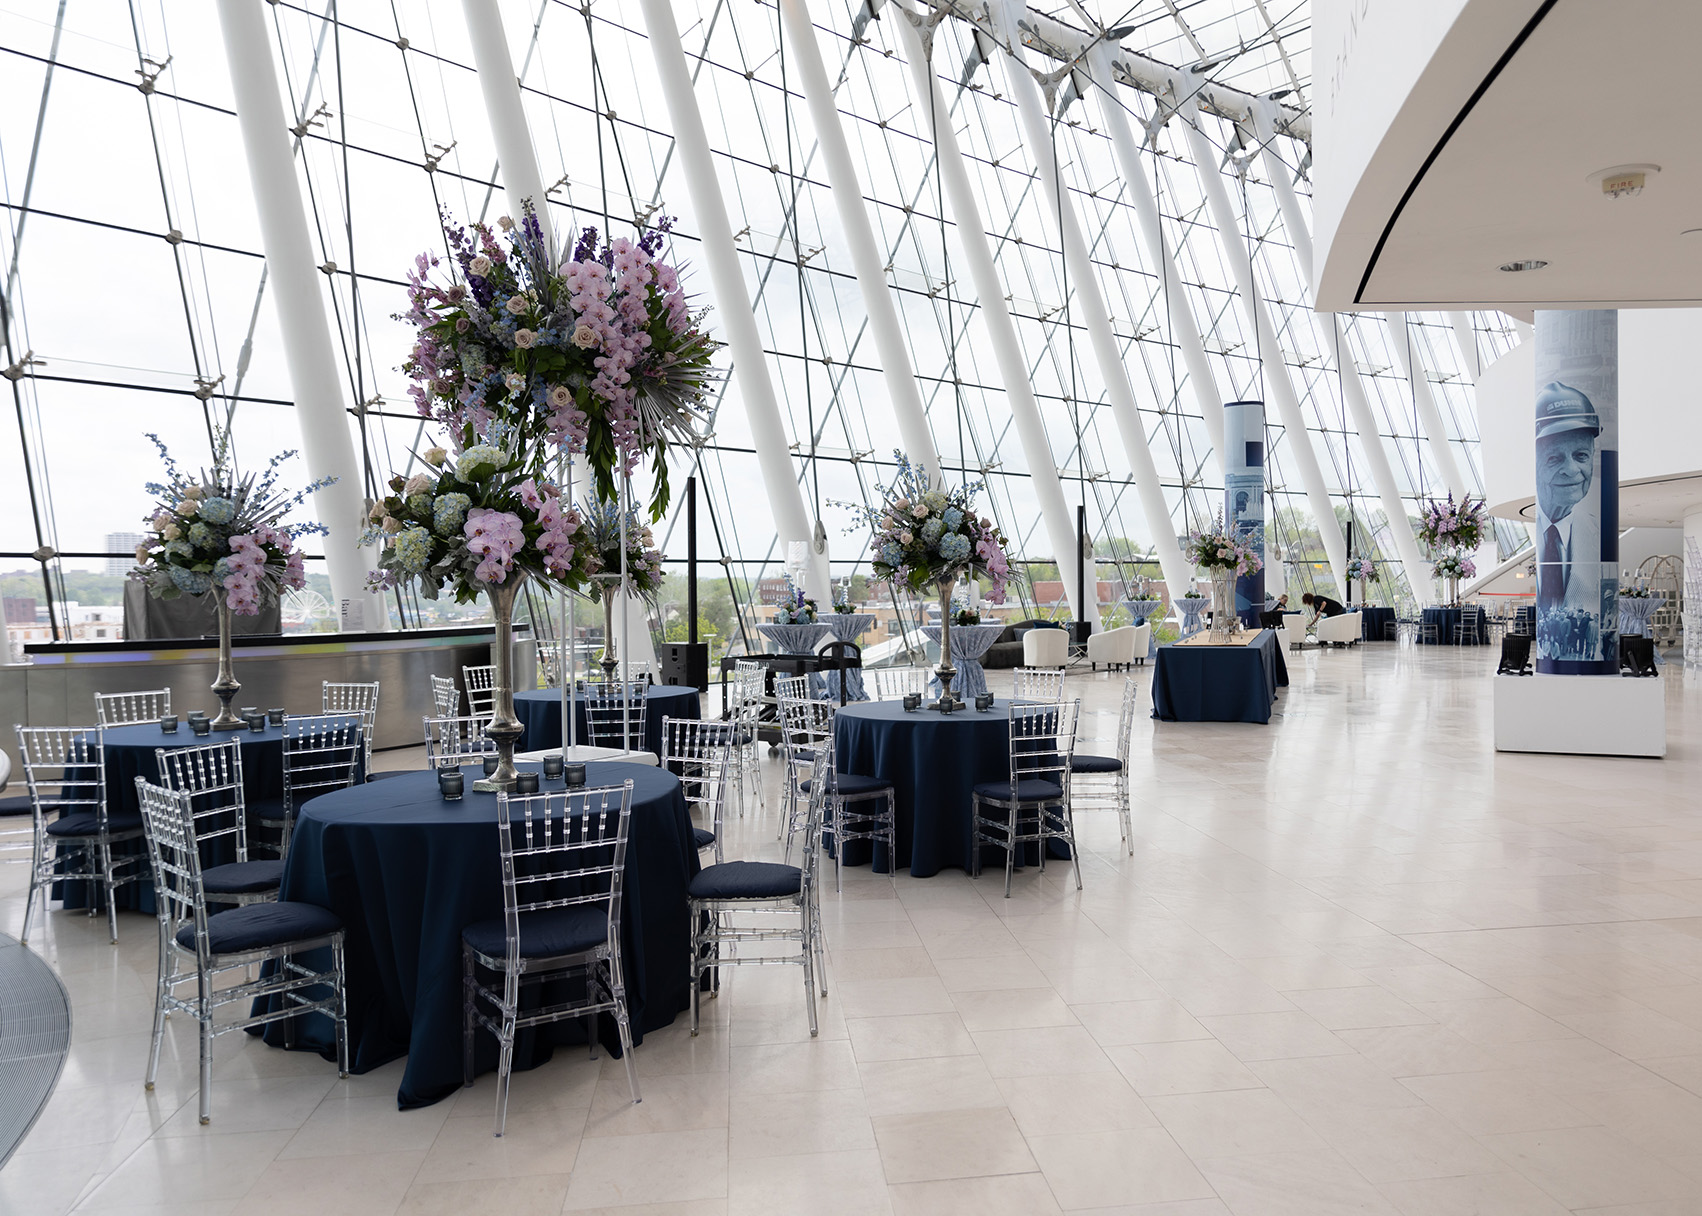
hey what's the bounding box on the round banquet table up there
[832,699,1067,878]
[59,720,296,914]
[514,684,700,755]
[258,760,698,1109]
[920,622,1007,698]
[1619,596,1659,638]
[1175,596,1209,633]
[1420,606,1488,645]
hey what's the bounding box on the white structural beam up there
[1086,43,1224,478]
[1447,311,1480,382]
[778,0,941,485]
[215,0,384,629]
[637,0,828,599]
[461,0,554,254]
[889,3,1082,618]
[1383,312,1470,501]
[1178,87,1346,595]
[1251,100,1428,597]
[991,0,1190,604]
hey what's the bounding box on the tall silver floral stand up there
[822,613,876,701]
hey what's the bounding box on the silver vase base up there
[934,693,964,711]
[472,776,518,794]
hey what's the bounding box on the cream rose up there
[505,373,526,393]
[423,446,448,467]
[161,522,181,540]
[469,255,491,276]
[505,295,528,316]
[381,516,403,534]
[572,325,599,349]
[496,215,514,232]
[403,473,434,498]
[547,385,573,409]
[513,328,536,349]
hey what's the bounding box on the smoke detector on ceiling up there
[1499,260,1549,273]
[1588,163,1661,199]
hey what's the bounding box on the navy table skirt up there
[514,685,700,755]
[60,721,291,914]
[260,761,698,1108]
[832,699,1063,878]
[1359,607,1396,641]
[1151,630,1287,724]
[1420,606,1488,645]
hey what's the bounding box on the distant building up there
[3,595,36,625]
[105,532,146,575]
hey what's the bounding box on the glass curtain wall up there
[0,0,1512,648]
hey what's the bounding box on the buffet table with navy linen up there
[258,760,698,1108]
[1420,606,1489,645]
[514,684,700,756]
[831,698,1066,877]
[1151,629,1287,724]
[60,719,363,913]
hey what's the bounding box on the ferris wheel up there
[281,588,333,627]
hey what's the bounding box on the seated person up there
[1301,591,1345,625]
[1259,594,1290,629]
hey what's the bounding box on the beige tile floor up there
[4,644,1702,1215]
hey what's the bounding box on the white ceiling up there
[1336,0,1702,310]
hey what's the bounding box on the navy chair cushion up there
[201,859,285,895]
[177,901,342,953]
[972,778,1063,803]
[248,795,286,823]
[461,905,611,961]
[0,795,34,817]
[800,772,892,797]
[1070,753,1122,774]
[692,827,716,850]
[46,810,143,838]
[689,860,802,901]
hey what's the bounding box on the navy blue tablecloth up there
[59,721,294,914]
[1359,607,1396,641]
[832,699,1065,878]
[1420,606,1488,645]
[259,761,697,1109]
[1151,630,1287,724]
[514,685,700,755]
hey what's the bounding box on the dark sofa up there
[982,618,1067,670]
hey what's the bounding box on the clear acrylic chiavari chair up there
[272,715,364,854]
[13,724,144,944]
[581,681,650,756]
[1068,679,1139,856]
[461,780,640,1136]
[660,717,733,862]
[867,667,928,701]
[321,681,379,776]
[430,674,462,718]
[1010,666,1066,702]
[972,699,1082,897]
[462,664,497,721]
[155,739,282,898]
[95,688,172,727]
[136,777,349,1126]
[424,715,498,769]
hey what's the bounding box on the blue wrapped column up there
[1224,400,1267,627]
[1533,311,1618,676]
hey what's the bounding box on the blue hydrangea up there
[433,492,472,537]
[164,539,192,561]
[938,532,971,562]
[405,493,432,517]
[942,507,963,529]
[392,525,435,574]
[187,522,213,549]
[921,518,944,544]
[198,496,236,525]
[168,566,212,595]
[213,557,232,582]
[879,542,903,567]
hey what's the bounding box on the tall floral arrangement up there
[132,432,327,614]
[840,452,1012,601]
[363,441,592,600]
[773,580,817,625]
[577,497,665,602]
[1185,516,1264,577]
[1417,494,1486,552]
[1345,556,1377,581]
[400,204,718,521]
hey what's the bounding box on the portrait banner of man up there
[1533,311,1619,675]
[1224,400,1266,627]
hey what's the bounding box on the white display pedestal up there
[1493,674,1666,758]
